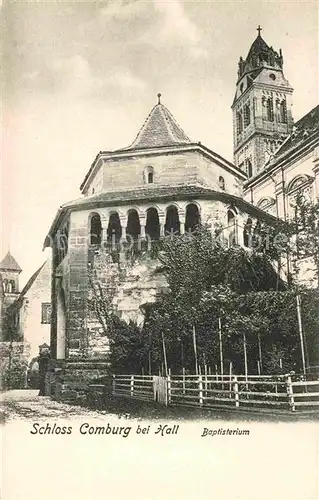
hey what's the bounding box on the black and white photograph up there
[1,1,318,499]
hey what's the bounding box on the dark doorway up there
[146,208,160,240]
[165,205,180,235]
[185,204,200,232]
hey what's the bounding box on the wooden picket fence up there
[112,373,319,413]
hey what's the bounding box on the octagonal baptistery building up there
[45,95,273,365]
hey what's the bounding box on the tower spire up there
[157,93,161,105]
[232,29,293,177]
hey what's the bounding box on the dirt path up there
[0,390,112,423]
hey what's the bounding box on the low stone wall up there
[0,341,31,390]
[45,358,112,404]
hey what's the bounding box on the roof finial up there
[257,25,262,36]
[157,93,161,105]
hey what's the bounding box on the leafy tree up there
[89,222,318,375]
[288,194,319,287]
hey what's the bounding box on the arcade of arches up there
[89,203,201,244]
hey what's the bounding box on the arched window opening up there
[243,217,253,247]
[287,176,313,220]
[236,111,243,135]
[144,166,154,185]
[227,209,237,246]
[279,100,287,123]
[165,206,180,236]
[257,198,276,215]
[145,207,160,240]
[7,281,12,293]
[90,213,102,245]
[246,159,253,178]
[185,204,200,233]
[219,176,225,190]
[2,279,7,293]
[107,212,122,243]
[287,176,313,199]
[244,104,250,127]
[261,96,267,119]
[266,98,274,122]
[10,280,15,293]
[126,210,141,240]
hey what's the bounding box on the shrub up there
[1,357,28,390]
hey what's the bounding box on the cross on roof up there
[257,25,262,36]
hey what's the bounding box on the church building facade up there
[42,29,318,396]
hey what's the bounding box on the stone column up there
[139,214,146,239]
[179,211,186,235]
[159,214,166,237]
[101,226,108,244]
[120,216,128,241]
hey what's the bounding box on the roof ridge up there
[13,261,48,306]
[125,104,158,150]
[158,104,176,143]
[162,104,191,143]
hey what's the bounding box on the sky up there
[1,0,318,285]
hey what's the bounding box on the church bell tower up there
[232,27,294,178]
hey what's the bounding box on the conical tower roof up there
[0,251,22,272]
[246,33,272,62]
[237,27,283,81]
[125,94,191,150]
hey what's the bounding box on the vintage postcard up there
[1,1,318,499]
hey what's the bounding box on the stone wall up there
[86,248,168,357]
[83,149,244,198]
[45,359,112,404]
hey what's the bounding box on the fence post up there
[112,374,116,395]
[233,375,239,408]
[182,367,186,395]
[286,374,295,412]
[130,375,134,397]
[204,364,208,396]
[199,375,203,406]
[167,369,171,404]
